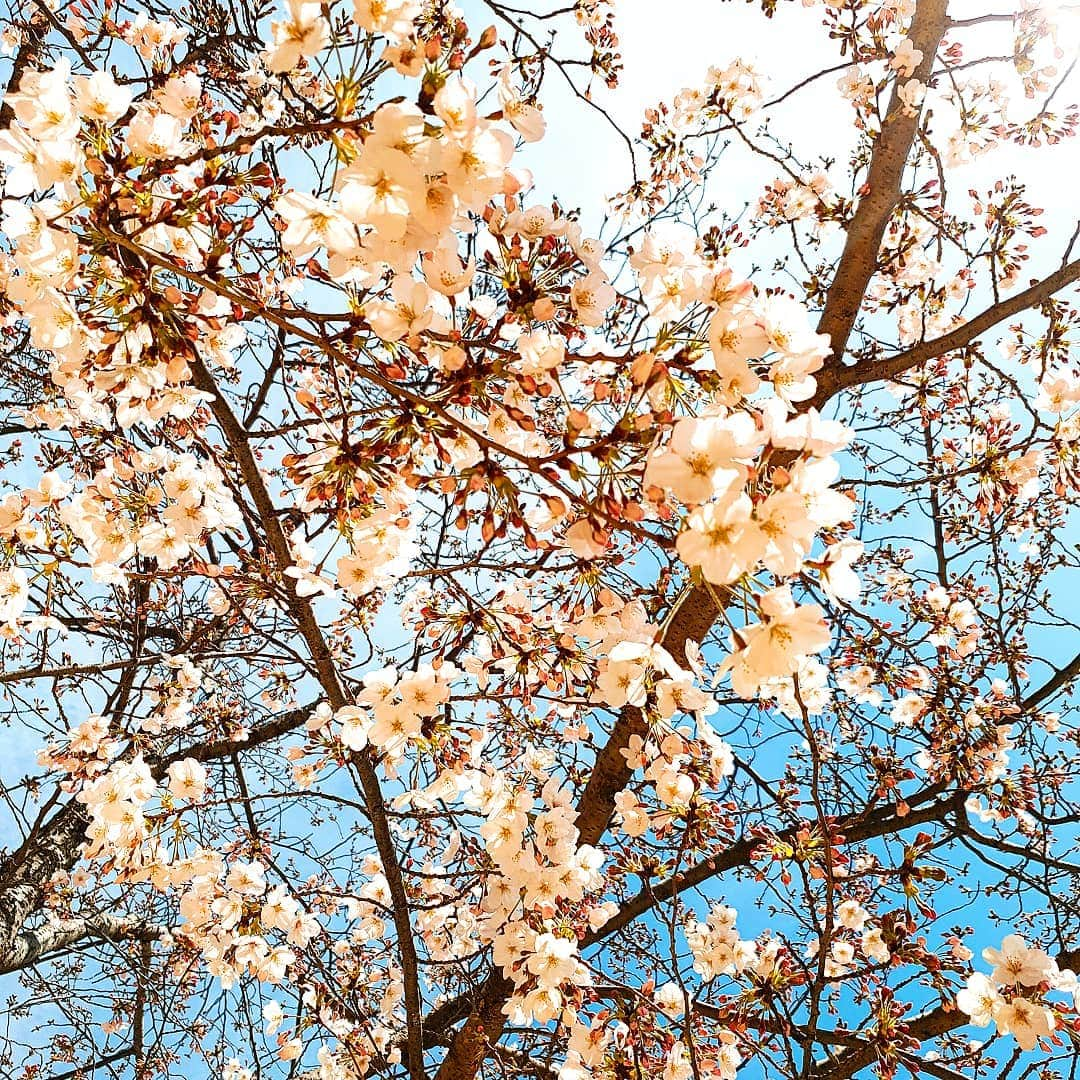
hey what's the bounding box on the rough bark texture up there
[0,804,89,956]
[0,914,168,976]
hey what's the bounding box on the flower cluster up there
[804,898,892,975]
[77,755,158,864]
[59,449,241,583]
[174,855,319,987]
[332,663,454,762]
[622,225,860,709]
[684,904,757,980]
[39,658,207,779]
[957,934,1064,1051]
[662,1034,741,1080]
[0,62,250,429]
[471,773,607,1024]
[274,76,522,300]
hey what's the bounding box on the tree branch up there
[0,914,169,976]
[433,6,954,1077]
[815,0,950,372]
[187,353,427,1080]
[0,7,49,128]
[814,258,1080,403]
[1022,651,1080,711]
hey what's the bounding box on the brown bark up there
[813,258,1080,406]
[814,0,950,377]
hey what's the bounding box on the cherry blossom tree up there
[0,2,1079,1080]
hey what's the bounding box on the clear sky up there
[482,0,1080,252]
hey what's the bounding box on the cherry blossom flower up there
[266,0,330,73]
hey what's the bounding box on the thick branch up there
[187,354,427,1080]
[809,1002,960,1080]
[583,787,956,947]
[152,700,319,775]
[1023,650,1080,711]
[0,914,169,976]
[809,936,1080,1080]
[815,0,950,369]
[815,0,950,362]
[433,582,724,1080]
[814,258,1080,403]
[434,10,954,1078]
[0,803,88,958]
